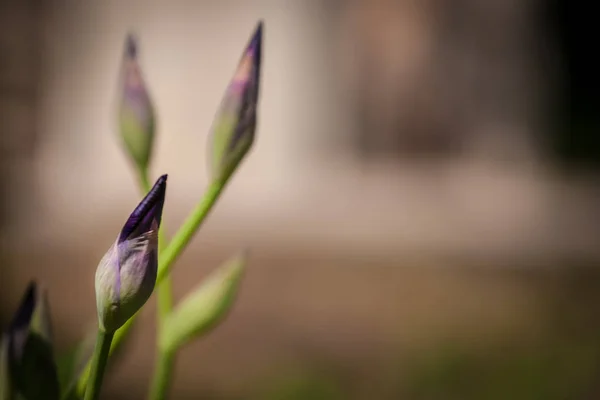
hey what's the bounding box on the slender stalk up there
[157,180,224,282]
[75,316,134,397]
[148,349,175,400]
[147,179,224,400]
[83,330,114,400]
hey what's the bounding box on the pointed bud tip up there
[151,174,168,207]
[248,21,263,67]
[24,280,38,295]
[9,281,37,331]
[140,173,168,210]
[156,173,168,185]
[125,33,138,58]
[119,174,168,243]
[251,20,263,46]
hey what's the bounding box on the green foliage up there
[160,254,246,354]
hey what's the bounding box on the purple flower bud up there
[95,174,167,332]
[4,282,59,400]
[118,33,156,172]
[210,21,263,182]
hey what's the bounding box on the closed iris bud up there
[4,282,59,400]
[118,33,156,173]
[95,174,167,333]
[210,21,263,183]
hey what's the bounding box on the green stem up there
[157,180,224,282]
[147,336,175,400]
[148,350,175,400]
[139,169,176,400]
[146,179,224,400]
[75,316,134,397]
[83,330,114,400]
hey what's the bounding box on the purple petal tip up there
[248,21,263,71]
[9,281,37,333]
[125,33,138,58]
[119,174,167,243]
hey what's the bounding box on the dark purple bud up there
[95,175,167,332]
[125,33,138,59]
[4,282,59,400]
[119,173,167,243]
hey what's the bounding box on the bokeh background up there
[2,0,600,398]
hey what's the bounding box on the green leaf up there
[12,334,60,400]
[57,326,96,400]
[160,252,247,353]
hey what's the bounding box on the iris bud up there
[95,174,167,333]
[210,21,263,183]
[118,33,156,172]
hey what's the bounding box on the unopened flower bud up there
[118,33,156,172]
[5,282,59,400]
[210,21,263,183]
[95,174,167,332]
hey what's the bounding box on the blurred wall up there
[3,0,600,263]
[1,0,41,237]
[3,2,600,399]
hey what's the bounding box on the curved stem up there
[83,330,114,400]
[146,179,224,400]
[148,349,175,400]
[138,169,176,400]
[157,180,224,282]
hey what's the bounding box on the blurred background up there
[2,0,600,398]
